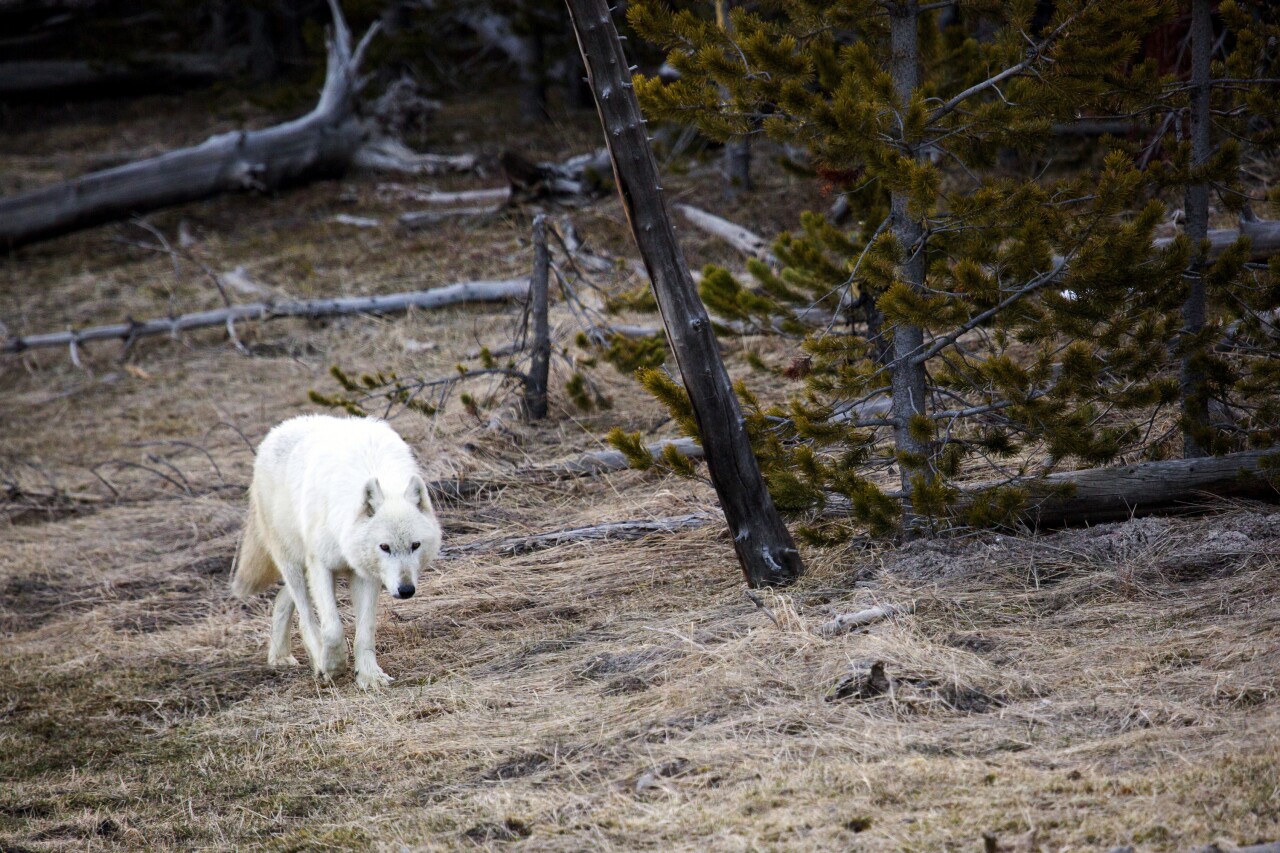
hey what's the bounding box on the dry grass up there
[2,90,1280,852]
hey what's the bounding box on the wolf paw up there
[355,666,394,691]
[268,654,301,667]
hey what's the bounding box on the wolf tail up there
[231,487,279,598]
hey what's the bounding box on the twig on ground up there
[813,602,913,637]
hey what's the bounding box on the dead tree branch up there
[2,279,530,356]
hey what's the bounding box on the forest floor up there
[1,89,1278,853]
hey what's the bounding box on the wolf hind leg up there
[268,586,300,667]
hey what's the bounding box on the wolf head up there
[353,475,442,599]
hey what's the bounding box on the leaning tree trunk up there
[565,0,804,588]
[0,0,376,252]
[1180,0,1213,459]
[888,0,932,536]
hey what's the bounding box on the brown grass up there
[2,89,1279,852]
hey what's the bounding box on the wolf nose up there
[397,583,416,599]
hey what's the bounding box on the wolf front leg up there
[306,559,348,680]
[268,586,300,666]
[276,557,324,669]
[351,574,392,690]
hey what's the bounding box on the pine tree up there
[621,0,1280,536]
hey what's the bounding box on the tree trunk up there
[523,214,552,420]
[0,0,375,252]
[1016,447,1278,528]
[716,1,751,196]
[888,0,931,536]
[565,0,804,588]
[1180,0,1213,459]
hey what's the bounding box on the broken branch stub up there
[523,215,552,420]
[565,0,803,588]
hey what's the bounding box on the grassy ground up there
[2,90,1279,852]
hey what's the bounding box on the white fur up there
[232,414,442,689]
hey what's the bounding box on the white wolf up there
[231,414,442,689]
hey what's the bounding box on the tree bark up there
[888,0,932,535]
[523,214,552,420]
[1180,0,1213,459]
[565,0,803,587]
[715,0,751,196]
[0,0,375,252]
[1001,448,1278,528]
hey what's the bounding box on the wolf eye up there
[379,543,391,553]
[411,541,421,551]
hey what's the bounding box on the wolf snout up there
[396,583,416,599]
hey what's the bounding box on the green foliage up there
[310,365,438,419]
[625,0,1280,536]
[607,428,655,471]
[603,332,669,374]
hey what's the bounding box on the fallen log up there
[1014,447,1279,528]
[0,0,375,252]
[675,203,774,262]
[441,512,712,557]
[2,278,530,355]
[1153,217,1280,261]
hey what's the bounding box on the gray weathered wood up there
[523,215,552,420]
[565,0,803,587]
[674,203,773,261]
[0,0,374,252]
[2,279,530,355]
[1019,447,1279,527]
[1153,219,1280,261]
[813,602,913,637]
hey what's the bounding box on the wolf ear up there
[362,478,385,518]
[404,474,433,514]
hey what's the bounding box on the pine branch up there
[927,9,1083,125]
[909,255,1068,366]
